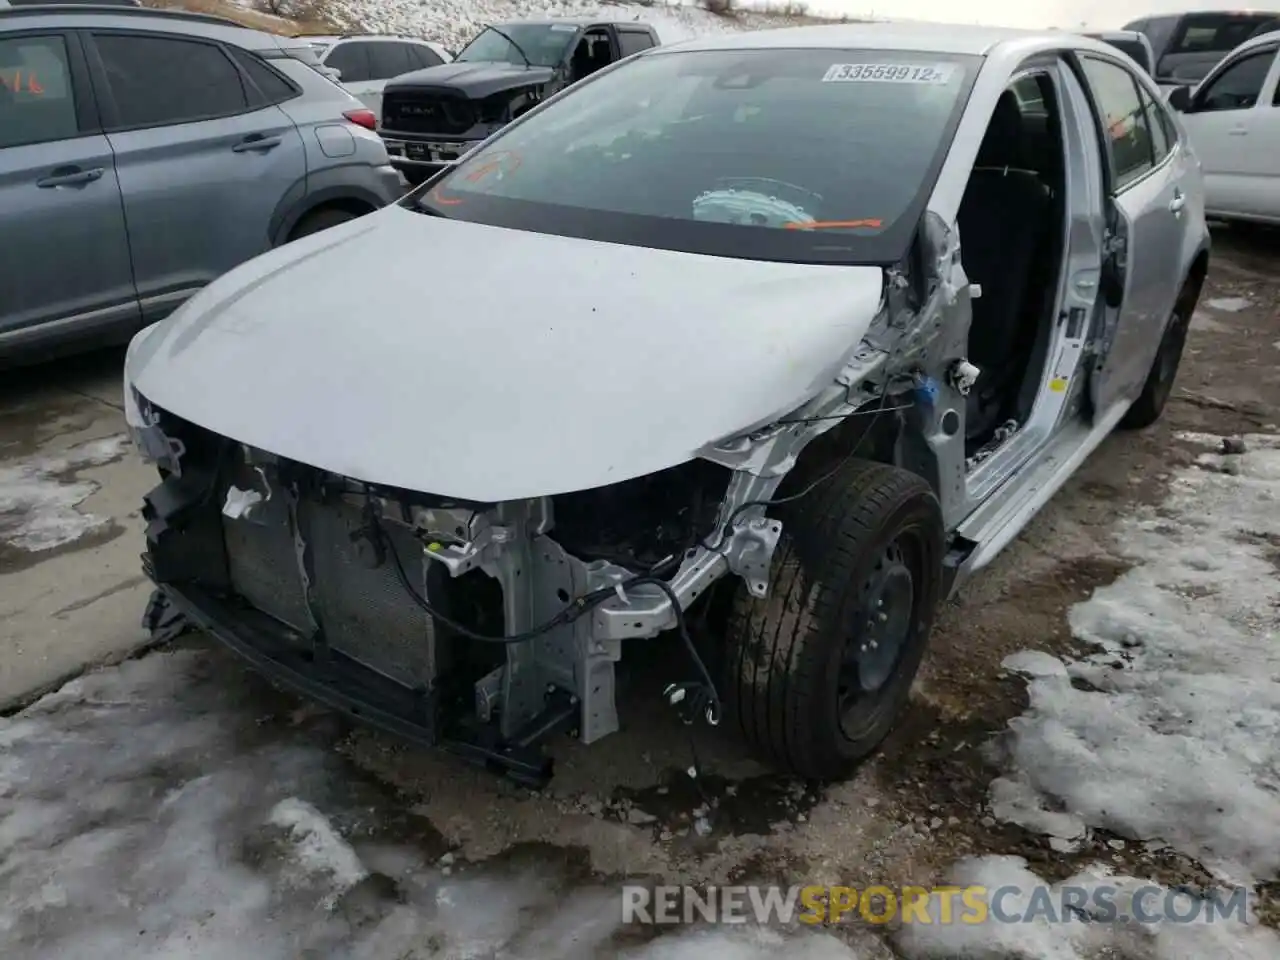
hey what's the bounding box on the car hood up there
[384,61,554,98]
[125,207,885,501]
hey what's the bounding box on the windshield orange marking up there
[1,70,45,94]
[784,219,884,231]
[462,150,522,183]
[429,185,464,206]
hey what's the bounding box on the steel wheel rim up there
[838,539,917,739]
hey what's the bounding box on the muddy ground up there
[1,224,1278,957]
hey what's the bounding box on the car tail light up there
[343,108,377,131]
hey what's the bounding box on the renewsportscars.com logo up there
[622,884,1251,927]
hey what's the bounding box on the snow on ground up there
[321,0,800,53]
[1204,296,1252,313]
[987,433,1280,883]
[0,435,130,552]
[0,648,873,959]
[12,647,1262,960]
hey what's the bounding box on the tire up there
[723,460,944,781]
[1119,277,1199,430]
[287,207,361,242]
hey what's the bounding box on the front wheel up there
[722,460,944,781]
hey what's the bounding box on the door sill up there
[954,401,1129,579]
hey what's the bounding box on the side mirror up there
[1166,85,1192,112]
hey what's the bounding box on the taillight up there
[343,108,377,130]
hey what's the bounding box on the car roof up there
[306,33,436,42]
[664,21,1099,57]
[1128,9,1280,25]
[492,18,653,28]
[1087,29,1146,41]
[0,2,285,49]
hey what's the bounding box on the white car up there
[1167,29,1280,222]
[304,34,453,124]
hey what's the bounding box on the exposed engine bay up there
[131,340,921,785]
[134,404,779,785]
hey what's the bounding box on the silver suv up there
[0,4,404,365]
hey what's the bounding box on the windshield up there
[455,24,578,67]
[404,47,978,265]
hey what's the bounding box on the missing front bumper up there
[144,581,571,788]
[133,413,782,785]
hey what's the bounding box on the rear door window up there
[0,34,80,147]
[408,43,444,69]
[92,33,249,128]
[368,41,414,80]
[617,30,655,58]
[324,41,371,82]
[1137,84,1170,162]
[1081,56,1155,189]
[228,48,298,104]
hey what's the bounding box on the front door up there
[1077,54,1188,417]
[0,31,137,346]
[86,30,308,319]
[1178,43,1280,217]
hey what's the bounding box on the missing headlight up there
[550,460,730,571]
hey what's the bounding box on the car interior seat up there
[956,88,1053,445]
[570,40,595,81]
[586,36,612,71]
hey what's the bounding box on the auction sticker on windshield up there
[822,63,956,83]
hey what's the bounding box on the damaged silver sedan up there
[123,23,1209,785]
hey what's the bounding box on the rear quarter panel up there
[273,59,392,171]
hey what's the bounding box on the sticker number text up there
[822,63,955,84]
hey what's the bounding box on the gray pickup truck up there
[1124,9,1280,85]
[378,19,659,184]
